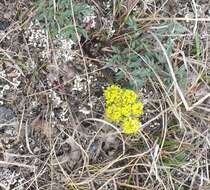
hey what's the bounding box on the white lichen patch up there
[52,37,76,63]
[49,90,62,108]
[24,20,48,49]
[78,106,91,115]
[59,102,69,122]
[72,75,87,92]
[101,16,115,38]
[24,20,76,65]
[0,65,21,104]
[0,168,25,190]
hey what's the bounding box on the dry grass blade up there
[0,161,36,170]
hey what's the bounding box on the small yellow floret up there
[105,105,122,123]
[122,118,140,134]
[122,89,137,104]
[104,85,122,105]
[120,105,132,117]
[132,102,144,116]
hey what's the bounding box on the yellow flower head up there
[104,85,144,134]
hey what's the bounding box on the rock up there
[0,106,16,123]
[0,20,10,30]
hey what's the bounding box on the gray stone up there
[0,106,16,123]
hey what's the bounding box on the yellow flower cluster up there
[104,85,144,134]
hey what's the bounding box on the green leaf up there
[116,70,125,80]
[126,16,137,30]
[173,21,188,34]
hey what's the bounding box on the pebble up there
[0,106,16,123]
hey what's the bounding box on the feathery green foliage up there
[108,17,188,90]
[35,0,93,40]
